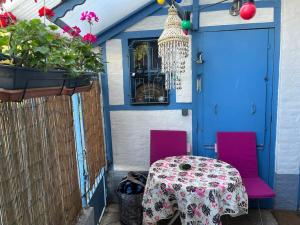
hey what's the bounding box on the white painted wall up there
[275,0,300,175]
[110,110,192,171]
[106,39,124,105]
[200,8,274,27]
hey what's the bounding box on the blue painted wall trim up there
[199,22,275,32]
[192,0,200,31]
[269,0,281,190]
[52,0,86,21]
[100,44,114,166]
[109,104,193,111]
[117,30,163,39]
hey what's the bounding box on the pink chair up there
[216,132,275,224]
[150,130,187,165]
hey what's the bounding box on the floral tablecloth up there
[142,155,248,225]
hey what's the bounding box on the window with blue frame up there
[129,39,168,105]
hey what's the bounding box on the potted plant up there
[0,4,103,99]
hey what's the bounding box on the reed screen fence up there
[0,96,82,225]
[82,82,106,188]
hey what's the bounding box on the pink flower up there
[63,25,81,37]
[63,25,71,33]
[80,11,99,23]
[83,33,97,43]
[71,26,81,37]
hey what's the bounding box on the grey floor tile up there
[100,205,278,225]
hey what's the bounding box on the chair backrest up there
[150,130,187,165]
[216,132,258,178]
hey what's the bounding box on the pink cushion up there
[243,177,276,199]
[217,132,275,199]
[217,132,258,178]
[150,130,187,165]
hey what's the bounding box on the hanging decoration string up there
[43,0,46,24]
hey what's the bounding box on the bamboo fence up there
[81,82,106,187]
[0,96,82,225]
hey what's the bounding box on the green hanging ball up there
[182,20,191,30]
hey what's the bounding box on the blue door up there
[195,29,274,184]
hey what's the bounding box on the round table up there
[142,155,248,225]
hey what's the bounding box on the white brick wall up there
[110,110,192,171]
[275,0,300,175]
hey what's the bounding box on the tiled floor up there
[100,204,278,225]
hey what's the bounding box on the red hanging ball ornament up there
[240,1,256,20]
[183,29,189,35]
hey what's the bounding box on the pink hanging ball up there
[240,2,256,20]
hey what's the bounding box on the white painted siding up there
[275,0,300,175]
[106,39,124,105]
[110,110,192,171]
[62,0,152,35]
[200,8,274,27]
[4,0,60,20]
[199,0,263,4]
[126,15,167,32]
[176,35,192,103]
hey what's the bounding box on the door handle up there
[214,104,218,115]
[251,103,256,115]
[196,76,202,93]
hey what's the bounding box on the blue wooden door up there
[195,29,274,183]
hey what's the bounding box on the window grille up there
[129,39,169,105]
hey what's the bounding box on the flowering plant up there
[0,3,103,77]
[80,11,98,43]
[0,19,103,77]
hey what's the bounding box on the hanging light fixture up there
[158,4,189,90]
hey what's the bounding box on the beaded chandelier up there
[158,5,189,90]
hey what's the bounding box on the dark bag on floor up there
[117,172,147,225]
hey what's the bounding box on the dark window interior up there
[129,39,168,105]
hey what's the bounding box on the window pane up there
[130,41,148,75]
[129,39,168,105]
